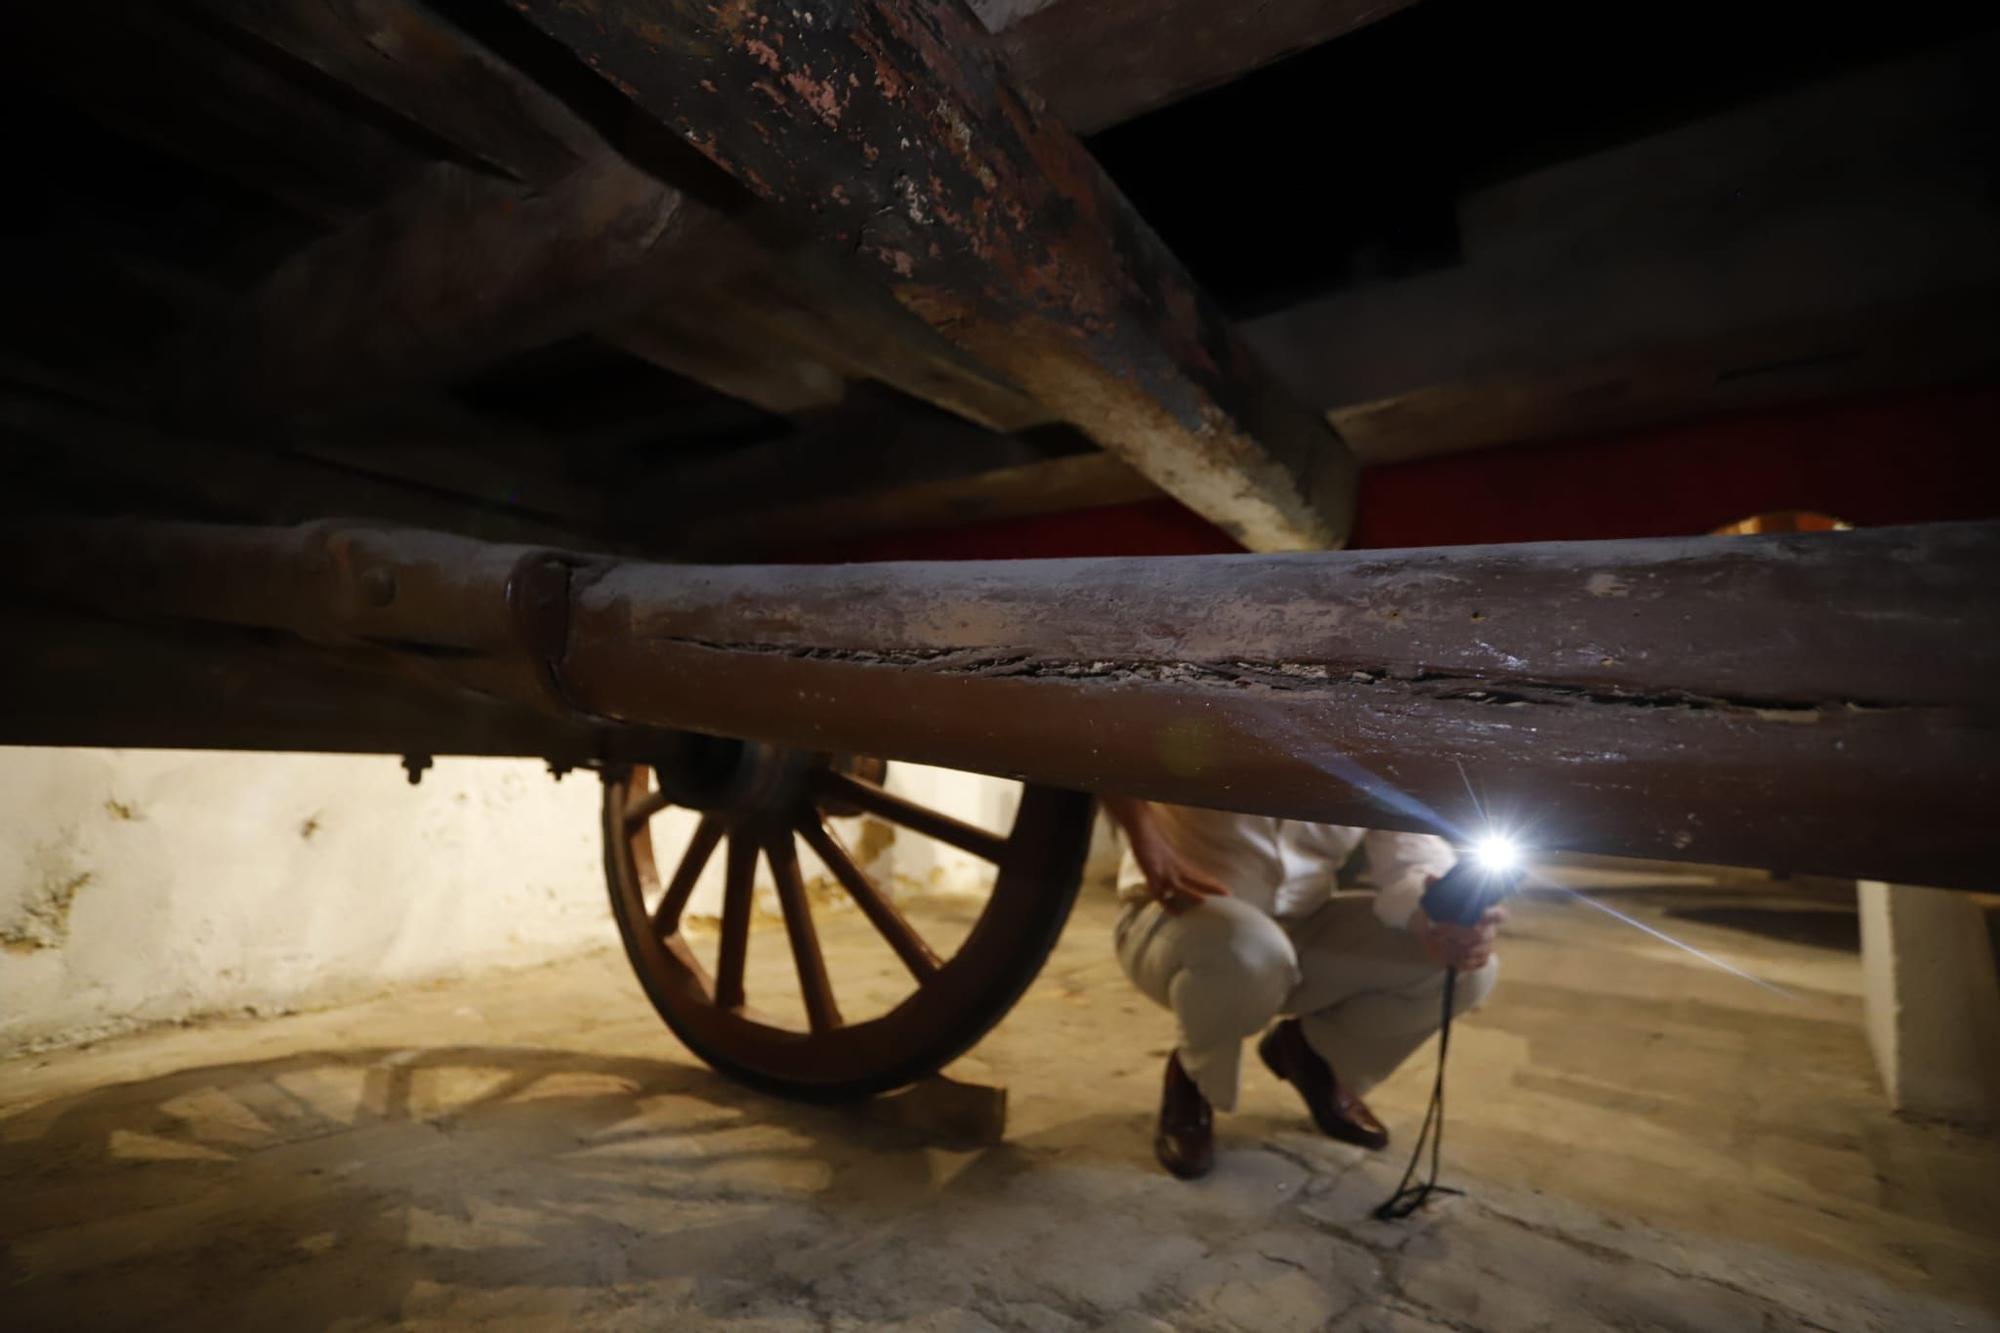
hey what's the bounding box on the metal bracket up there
[505,552,582,713]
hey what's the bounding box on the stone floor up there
[3,869,1997,1331]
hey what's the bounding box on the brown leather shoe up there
[1258,1019,1390,1151]
[1154,1052,1214,1179]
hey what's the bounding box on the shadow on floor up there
[0,1044,1051,1331]
[1660,904,1861,952]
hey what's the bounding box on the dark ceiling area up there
[1,0,1994,563]
[1088,0,1996,317]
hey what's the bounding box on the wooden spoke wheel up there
[602,738,1095,1101]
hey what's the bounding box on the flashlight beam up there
[1521,873,1795,997]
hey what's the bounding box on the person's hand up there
[1128,823,1231,916]
[1408,889,1505,970]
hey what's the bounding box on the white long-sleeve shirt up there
[1116,804,1458,931]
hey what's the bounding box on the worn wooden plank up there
[5,518,1996,888]
[281,399,612,531]
[187,158,704,417]
[0,609,613,762]
[557,524,2000,889]
[995,0,1419,133]
[189,0,1048,431]
[508,0,1357,551]
[624,238,1053,431]
[611,303,849,415]
[188,0,606,183]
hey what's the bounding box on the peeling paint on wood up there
[506,0,1356,551]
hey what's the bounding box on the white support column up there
[1858,881,2000,1124]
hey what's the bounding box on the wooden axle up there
[2,518,1995,890]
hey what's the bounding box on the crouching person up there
[1102,797,1503,1179]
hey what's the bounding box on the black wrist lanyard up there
[1372,967,1464,1220]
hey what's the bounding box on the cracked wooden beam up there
[6,519,1996,888]
[186,157,713,416]
[0,607,624,763]
[187,0,1048,431]
[167,0,1407,439]
[507,0,1357,551]
[554,523,1999,887]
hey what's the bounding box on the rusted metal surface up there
[507,0,1355,552]
[5,517,1998,888]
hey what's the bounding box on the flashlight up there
[1376,829,1529,1222]
[1422,832,1527,926]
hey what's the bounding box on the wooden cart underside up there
[3,1,1997,890]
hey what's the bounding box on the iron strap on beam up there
[3,519,1996,890]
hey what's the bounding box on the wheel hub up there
[650,734,817,832]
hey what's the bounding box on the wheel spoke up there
[713,833,757,1010]
[813,771,1008,863]
[651,815,723,937]
[623,785,672,831]
[766,832,843,1033]
[797,814,940,982]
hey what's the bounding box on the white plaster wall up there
[1,749,1083,1055]
[0,748,607,1054]
[1858,881,1900,1100]
[1857,880,2000,1125]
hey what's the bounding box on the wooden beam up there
[994,0,1419,134]
[187,0,607,184]
[619,239,1053,432]
[611,383,1154,551]
[183,0,1398,433]
[508,0,1357,551]
[279,398,611,532]
[708,451,1156,554]
[7,518,1996,889]
[0,608,615,763]
[0,391,587,544]
[186,157,707,417]
[674,450,1155,555]
[556,523,2000,890]
[1324,290,2000,464]
[6,2,430,224]
[189,0,1049,432]
[610,302,849,416]
[626,394,1077,522]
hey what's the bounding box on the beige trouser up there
[1115,893,1498,1112]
